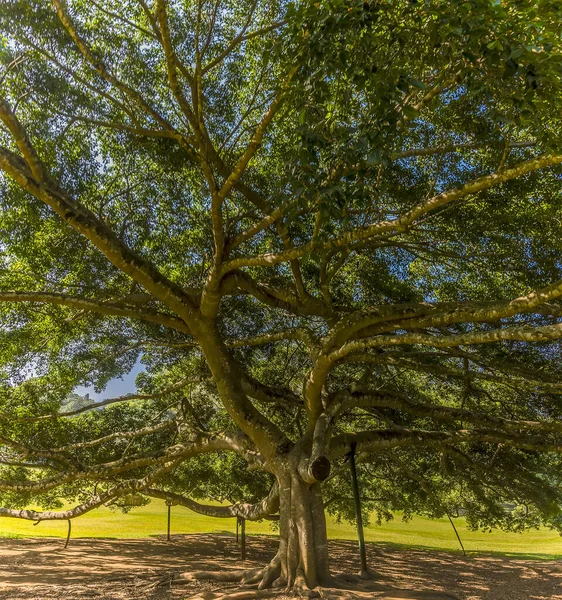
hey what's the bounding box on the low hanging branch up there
[0,455,186,521]
[0,433,259,493]
[145,482,280,521]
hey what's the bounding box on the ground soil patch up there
[0,534,560,599]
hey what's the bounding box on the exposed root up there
[155,571,462,600]
[175,557,320,598]
[314,577,463,600]
[165,568,461,600]
[257,554,281,589]
[185,591,281,600]
[242,570,265,585]
[330,570,379,587]
[292,566,320,598]
[144,573,173,591]
[174,568,264,584]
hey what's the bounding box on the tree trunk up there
[261,470,330,592]
[173,465,332,595]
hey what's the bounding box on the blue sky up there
[74,360,145,401]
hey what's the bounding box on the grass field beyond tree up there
[1,499,560,559]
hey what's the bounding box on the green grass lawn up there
[1,499,561,559]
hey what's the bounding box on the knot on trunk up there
[298,455,331,484]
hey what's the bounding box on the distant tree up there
[61,392,92,413]
[2,0,562,592]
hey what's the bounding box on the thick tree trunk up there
[261,470,330,592]
[173,466,332,595]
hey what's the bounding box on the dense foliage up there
[2,0,562,587]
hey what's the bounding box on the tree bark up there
[180,464,331,593]
[270,469,330,592]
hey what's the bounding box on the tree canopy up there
[2,0,562,590]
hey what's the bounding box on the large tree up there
[2,0,562,593]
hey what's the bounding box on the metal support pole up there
[349,442,368,576]
[64,519,71,549]
[446,512,466,556]
[236,516,239,543]
[167,503,171,541]
[240,517,246,561]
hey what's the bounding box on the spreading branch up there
[145,482,279,520]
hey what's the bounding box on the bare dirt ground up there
[0,534,560,600]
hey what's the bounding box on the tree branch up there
[334,388,562,435]
[202,20,286,75]
[326,277,562,349]
[8,375,202,421]
[0,433,254,493]
[393,140,536,160]
[220,154,562,272]
[52,0,184,137]
[145,482,279,520]
[0,291,188,332]
[330,428,562,459]
[0,117,197,323]
[0,454,184,521]
[335,321,562,357]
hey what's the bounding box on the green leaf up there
[402,105,419,119]
[408,78,427,90]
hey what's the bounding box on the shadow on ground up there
[0,534,560,599]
